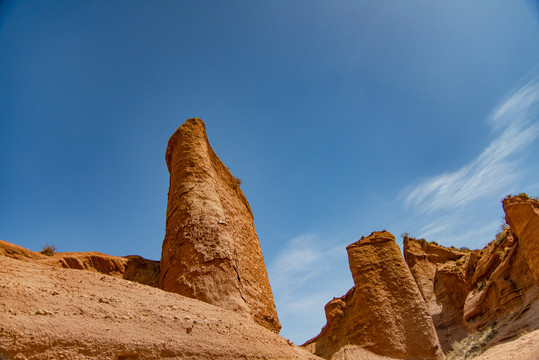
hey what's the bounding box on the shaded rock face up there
[159,118,280,333]
[304,231,444,360]
[404,201,539,353]
[462,231,537,334]
[503,195,539,286]
[403,238,470,352]
[0,239,160,287]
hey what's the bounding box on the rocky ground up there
[473,329,539,360]
[0,254,319,360]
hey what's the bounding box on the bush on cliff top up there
[40,244,56,256]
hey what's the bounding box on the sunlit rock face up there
[503,195,539,287]
[159,118,281,333]
[304,231,444,360]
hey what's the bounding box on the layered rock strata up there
[304,231,444,360]
[159,118,280,333]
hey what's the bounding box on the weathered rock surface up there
[472,329,539,360]
[160,118,280,333]
[404,196,539,354]
[0,239,160,287]
[403,238,470,352]
[0,253,321,360]
[503,195,539,286]
[462,231,538,337]
[304,231,444,360]
[329,346,400,360]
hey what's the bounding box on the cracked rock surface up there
[159,118,281,333]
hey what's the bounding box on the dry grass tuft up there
[40,244,56,256]
[446,319,507,360]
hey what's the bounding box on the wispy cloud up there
[267,232,353,344]
[404,76,539,213]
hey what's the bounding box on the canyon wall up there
[403,195,539,352]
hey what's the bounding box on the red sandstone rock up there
[159,118,280,333]
[462,231,537,333]
[503,195,539,286]
[304,231,444,360]
[403,238,470,352]
[404,215,539,353]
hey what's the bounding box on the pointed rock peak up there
[160,118,281,333]
[165,118,207,171]
[304,230,444,360]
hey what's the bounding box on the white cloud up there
[267,232,353,344]
[404,76,539,213]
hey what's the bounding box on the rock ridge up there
[0,239,160,287]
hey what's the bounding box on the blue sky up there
[1,0,539,344]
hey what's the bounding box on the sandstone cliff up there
[403,238,470,352]
[160,118,280,333]
[0,253,320,360]
[503,194,539,286]
[304,231,444,360]
[404,195,539,354]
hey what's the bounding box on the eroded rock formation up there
[159,118,280,333]
[304,231,444,360]
[404,195,539,353]
[462,231,537,336]
[403,238,470,352]
[503,195,539,286]
[0,239,160,287]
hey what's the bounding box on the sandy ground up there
[474,329,539,360]
[0,255,321,360]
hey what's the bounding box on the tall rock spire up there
[159,118,281,333]
[304,231,444,359]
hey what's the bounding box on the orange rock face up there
[403,238,470,352]
[503,195,539,286]
[159,118,281,333]
[304,231,444,360]
[462,231,537,334]
[404,207,539,353]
